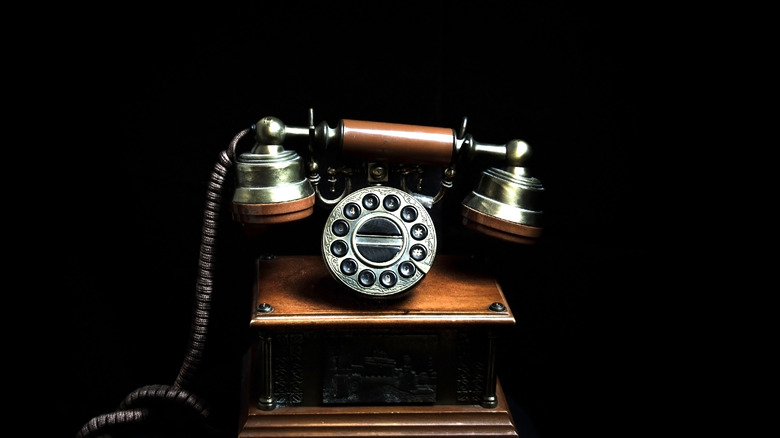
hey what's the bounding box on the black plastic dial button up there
[330,240,348,257]
[399,261,416,278]
[410,223,428,240]
[379,270,397,288]
[343,202,361,219]
[362,193,380,210]
[410,244,427,261]
[383,194,400,211]
[340,258,358,275]
[401,205,418,222]
[358,269,376,287]
[332,219,349,236]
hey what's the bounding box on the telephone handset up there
[230,109,544,297]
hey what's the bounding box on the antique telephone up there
[76,108,544,438]
[231,108,544,297]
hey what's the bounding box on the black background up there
[65,2,665,437]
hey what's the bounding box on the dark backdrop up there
[66,2,662,437]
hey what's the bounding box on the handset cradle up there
[230,108,544,297]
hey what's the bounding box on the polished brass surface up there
[232,150,314,205]
[231,118,316,225]
[461,166,544,242]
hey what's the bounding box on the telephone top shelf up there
[250,254,516,330]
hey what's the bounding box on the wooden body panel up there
[250,254,515,329]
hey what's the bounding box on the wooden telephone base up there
[238,255,520,437]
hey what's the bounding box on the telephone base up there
[239,380,518,437]
[239,254,519,437]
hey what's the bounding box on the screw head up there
[257,303,274,313]
[488,302,506,312]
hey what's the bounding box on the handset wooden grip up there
[339,119,455,166]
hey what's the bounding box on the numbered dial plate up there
[322,186,437,297]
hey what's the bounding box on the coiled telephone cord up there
[76,128,252,438]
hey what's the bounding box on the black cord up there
[76,129,251,438]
